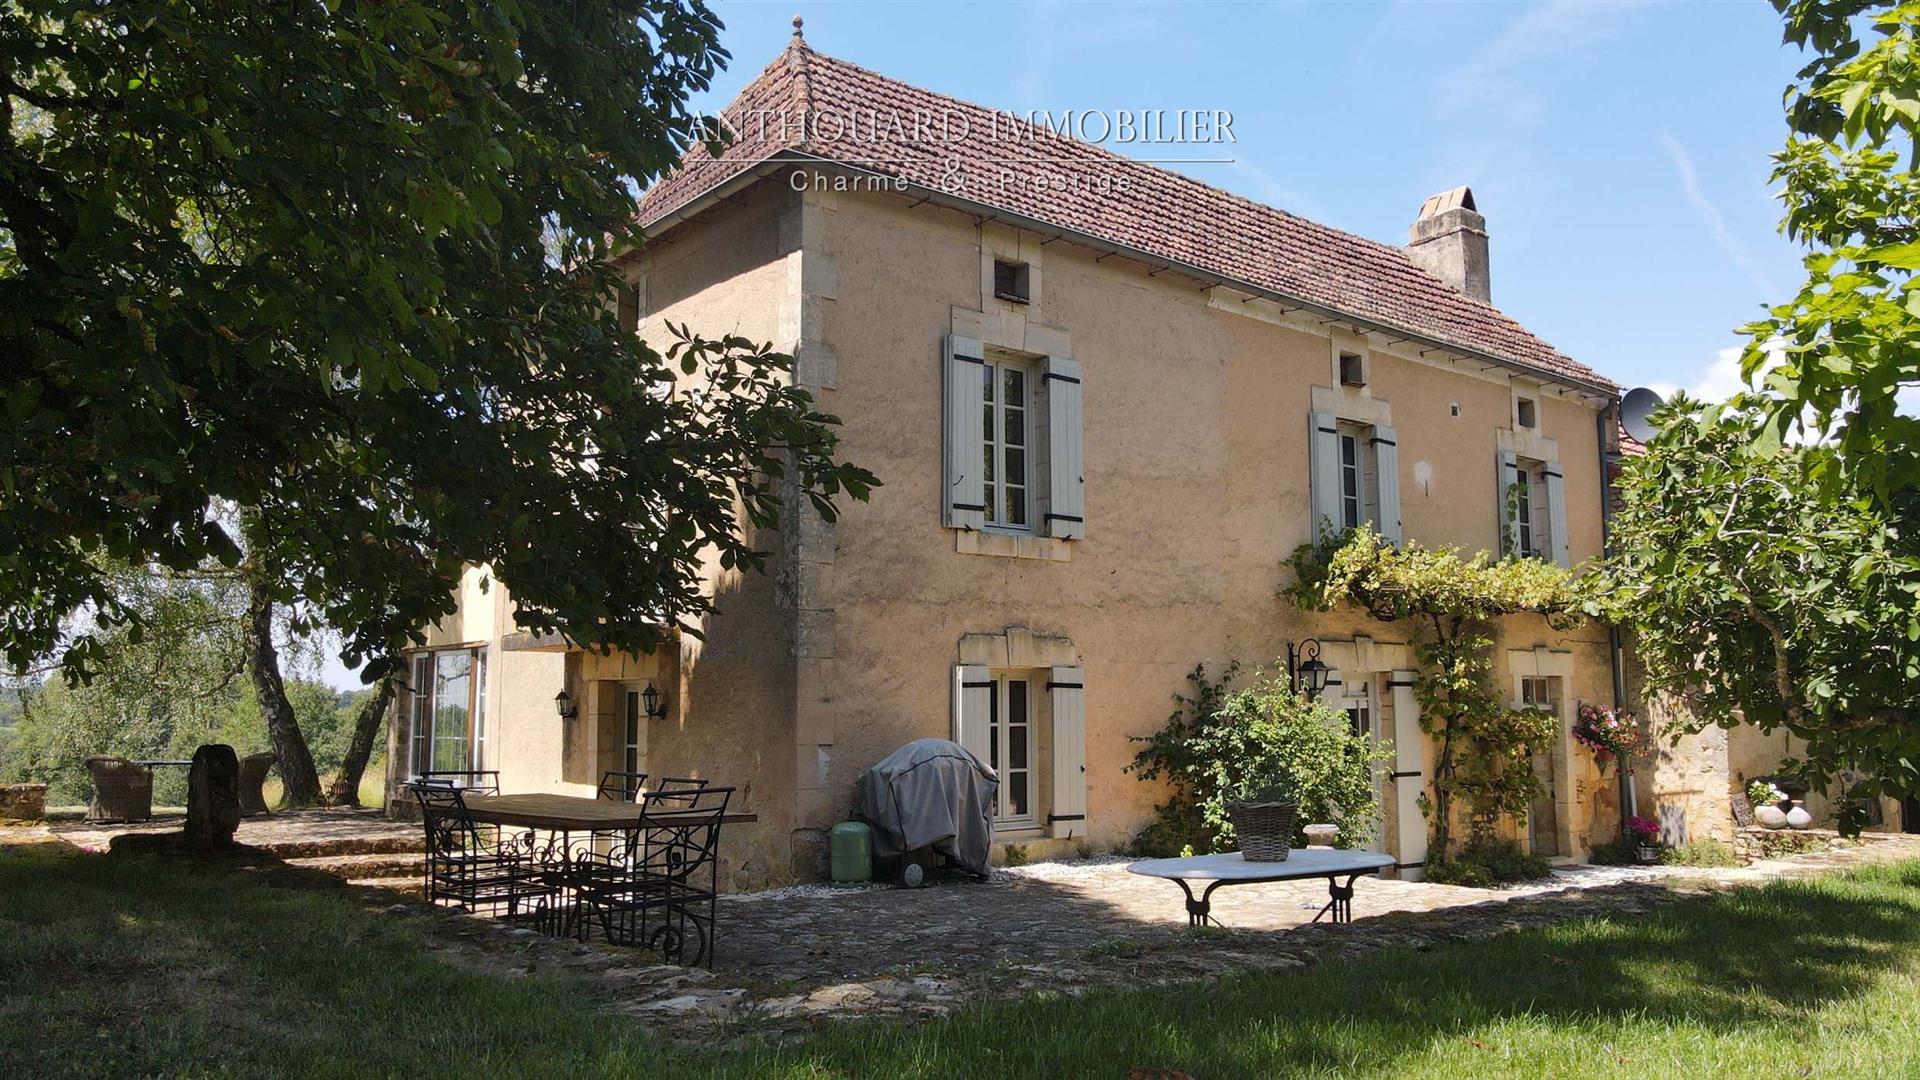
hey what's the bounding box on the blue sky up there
[704,0,1811,401]
[320,0,1834,687]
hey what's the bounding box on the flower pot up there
[1228,800,1298,862]
[1302,823,1339,848]
[1635,845,1661,865]
[1785,802,1813,830]
[1755,804,1790,830]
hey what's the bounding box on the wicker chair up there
[238,752,278,815]
[84,756,153,822]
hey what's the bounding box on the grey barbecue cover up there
[855,738,999,876]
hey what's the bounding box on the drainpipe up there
[1597,406,1632,829]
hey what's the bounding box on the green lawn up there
[4,846,1920,1078]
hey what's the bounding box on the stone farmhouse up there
[386,30,1837,888]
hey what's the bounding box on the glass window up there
[981,358,1032,530]
[1336,422,1378,532]
[987,674,1034,825]
[1515,471,1535,556]
[407,647,487,777]
[1343,680,1373,740]
[624,690,643,787]
[1521,676,1559,711]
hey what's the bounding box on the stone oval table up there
[1127,849,1397,927]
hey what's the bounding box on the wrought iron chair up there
[409,783,548,918]
[569,785,734,967]
[417,770,500,796]
[652,776,711,792]
[597,771,649,802]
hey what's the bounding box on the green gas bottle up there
[829,821,873,883]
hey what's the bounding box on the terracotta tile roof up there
[639,42,1617,393]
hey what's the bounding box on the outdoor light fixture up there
[1288,639,1329,700]
[553,689,577,720]
[641,681,669,720]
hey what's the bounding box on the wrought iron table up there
[453,792,756,967]
[1127,849,1397,927]
[460,793,758,831]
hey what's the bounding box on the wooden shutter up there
[1047,666,1087,838]
[943,335,986,530]
[1542,459,1571,568]
[1372,425,1402,546]
[952,665,993,768]
[1389,671,1428,879]
[1495,449,1520,556]
[1043,357,1085,540]
[1308,411,1341,543]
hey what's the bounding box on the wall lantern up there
[642,680,669,720]
[1287,639,1329,701]
[553,690,578,720]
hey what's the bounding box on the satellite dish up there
[1620,386,1665,444]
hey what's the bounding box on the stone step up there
[285,851,427,879]
[346,876,426,897]
[256,834,426,859]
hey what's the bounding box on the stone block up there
[0,783,46,822]
[185,744,241,850]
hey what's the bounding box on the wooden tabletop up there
[462,792,757,831]
[1127,849,1395,882]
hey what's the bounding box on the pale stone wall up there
[395,173,1629,883]
[800,182,1617,871]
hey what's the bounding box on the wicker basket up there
[1228,799,1298,862]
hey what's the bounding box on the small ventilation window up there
[993,260,1030,304]
[1449,402,1461,418]
[1516,397,1538,430]
[1339,352,1366,387]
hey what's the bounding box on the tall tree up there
[1596,397,1920,833]
[328,666,395,807]
[1755,0,1920,497]
[243,577,323,807]
[1,2,875,682]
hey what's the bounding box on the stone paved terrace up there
[11,811,1920,1044]
[45,807,422,858]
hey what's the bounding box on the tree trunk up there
[244,580,323,807]
[329,666,396,806]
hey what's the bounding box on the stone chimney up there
[1406,186,1489,302]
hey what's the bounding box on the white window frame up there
[1336,420,1379,532]
[982,354,1035,532]
[987,673,1037,827]
[407,646,488,778]
[1341,678,1376,741]
[623,688,644,783]
[1519,675,1559,712]
[1512,459,1551,560]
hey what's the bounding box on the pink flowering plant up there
[1571,704,1645,766]
[1626,816,1662,845]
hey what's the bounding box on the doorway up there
[1521,675,1561,857]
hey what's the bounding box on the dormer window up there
[993,260,1030,304]
[1339,352,1366,387]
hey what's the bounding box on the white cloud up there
[1658,132,1780,298]
[1646,345,1756,404]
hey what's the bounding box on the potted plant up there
[1747,780,1790,829]
[1572,704,1646,769]
[1627,816,1663,863]
[1227,782,1299,862]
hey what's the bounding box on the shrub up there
[1425,837,1553,887]
[1660,838,1740,867]
[1587,834,1641,865]
[1128,664,1389,856]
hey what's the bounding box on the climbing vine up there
[1285,526,1589,855]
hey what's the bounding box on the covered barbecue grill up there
[855,738,998,882]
